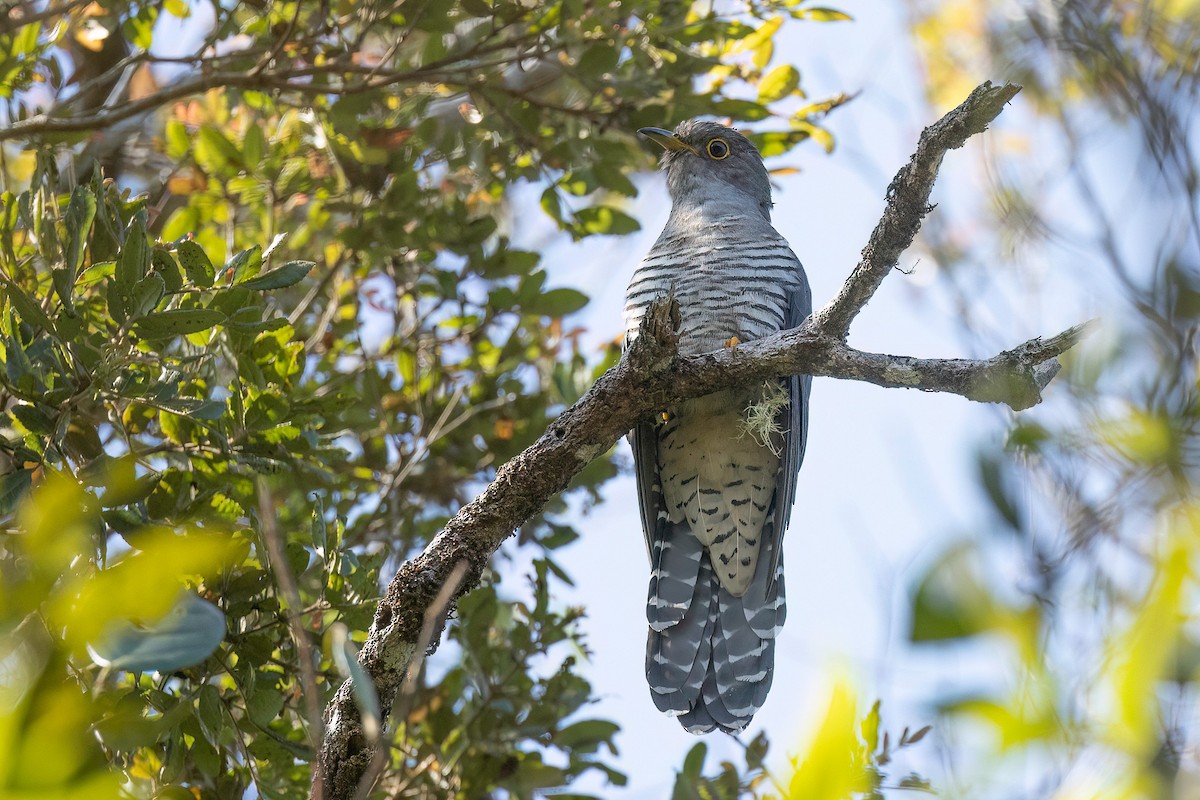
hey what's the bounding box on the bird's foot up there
[724,336,741,350]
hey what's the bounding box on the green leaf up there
[311,497,326,555]
[541,186,563,225]
[116,216,150,300]
[245,687,285,728]
[978,453,1021,531]
[592,167,638,197]
[3,280,55,334]
[134,308,224,339]
[243,124,267,168]
[758,63,800,103]
[64,185,97,277]
[792,121,835,153]
[681,742,707,779]
[89,594,226,673]
[106,279,127,325]
[177,240,216,287]
[745,731,769,770]
[197,685,223,745]
[148,397,226,421]
[750,129,811,157]
[152,248,184,293]
[225,245,262,283]
[11,403,54,435]
[528,288,590,317]
[799,7,853,21]
[0,468,33,516]
[195,126,243,174]
[88,169,121,263]
[164,119,190,160]
[4,328,36,389]
[51,267,75,315]
[573,206,640,236]
[99,469,162,508]
[130,273,166,318]
[553,719,619,751]
[237,261,314,291]
[738,16,782,53]
[711,98,772,121]
[752,36,774,69]
[577,43,619,76]
[909,543,1004,642]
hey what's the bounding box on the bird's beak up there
[638,127,699,155]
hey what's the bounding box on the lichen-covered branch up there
[314,80,1091,799]
[812,81,1023,340]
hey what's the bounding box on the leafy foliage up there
[903,1,1200,797]
[670,693,930,800]
[0,0,851,797]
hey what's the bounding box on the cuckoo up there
[624,120,812,734]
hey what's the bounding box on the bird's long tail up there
[645,513,786,734]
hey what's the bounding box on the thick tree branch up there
[812,81,1022,339]
[314,80,1090,799]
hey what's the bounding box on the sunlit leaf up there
[177,240,216,287]
[786,680,872,800]
[759,64,800,103]
[799,7,853,22]
[237,260,314,291]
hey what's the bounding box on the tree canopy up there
[0,1,852,797]
[2,1,1197,799]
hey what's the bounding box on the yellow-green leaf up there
[799,7,853,22]
[759,64,800,103]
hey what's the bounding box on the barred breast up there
[624,213,801,596]
[623,218,802,355]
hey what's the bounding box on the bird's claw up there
[724,336,741,349]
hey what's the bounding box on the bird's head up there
[638,119,773,219]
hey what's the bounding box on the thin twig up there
[257,479,326,800]
[813,81,1023,339]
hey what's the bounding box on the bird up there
[623,119,812,734]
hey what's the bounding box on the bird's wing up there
[753,277,811,614]
[770,274,813,576]
[734,269,810,644]
[630,419,662,558]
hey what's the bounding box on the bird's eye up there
[706,138,730,160]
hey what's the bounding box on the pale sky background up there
[493,2,1092,795]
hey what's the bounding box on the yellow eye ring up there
[706,138,730,160]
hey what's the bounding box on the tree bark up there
[314,80,1090,799]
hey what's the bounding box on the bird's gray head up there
[638,120,773,220]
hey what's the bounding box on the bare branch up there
[0,34,541,143]
[812,81,1023,339]
[314,80,1091,799]
[1,0,93,37]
